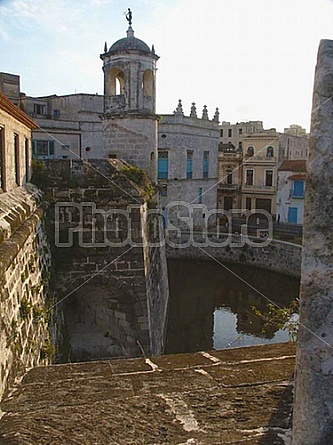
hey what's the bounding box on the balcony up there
[244,154,276,163]
[242,183,276,194]
[218,183,241,191]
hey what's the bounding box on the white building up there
[158,101,219,229]
[277,160,307,224]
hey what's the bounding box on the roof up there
[0,343,295,444]
[0,93,38,130]
[288,174,307,180]
[279,159,307,172]
[108,27,152,55]
[110,36,151,53]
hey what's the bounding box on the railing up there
[242,184,276,191]
[218,183,241,190]
[244,155,276,161]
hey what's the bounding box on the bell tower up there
[100,11,159,180]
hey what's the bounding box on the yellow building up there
[241,131,279,216]
[217,142,242,211]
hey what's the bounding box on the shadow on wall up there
[59,276,142,363]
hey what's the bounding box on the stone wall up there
[0,184,52,400]
[102,117,158,180]
[37,159,168,360]
[166,232,301,277]
[292,39,333,445]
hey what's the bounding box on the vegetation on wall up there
[120,165,155,207]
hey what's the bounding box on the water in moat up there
[165,259,300,354]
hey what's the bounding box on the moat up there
[165,259,300,354]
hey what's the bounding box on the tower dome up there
[100,12,159,180]
[108,27,152,55]
[101,25,159,116]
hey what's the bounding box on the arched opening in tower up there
[108,68,125,96]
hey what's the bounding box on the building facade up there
[219,120,264,152]
[19,93,104,160]
[217,142,242,212]
[278,125,309,162]
[158,101,219,229]
[241,130,279,216]
[277,159,307,224]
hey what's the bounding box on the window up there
[245,169,254,186]
[238,141,242,150]
[14,133,20,185]
[187,151,193,179]
[291,180,304,198]
[161,184,167,197]
[33,103,46,115]
[143,69,153,97]
[246,197,252,210]
[239,128,243,135]
[198,187,203,204]
[228,129,232,138]
[220,129,223,137]
[53,109,60,119]
[109,68,125,95]
[266,146,274,157]
[0,127,4,190]
[25,138,30,182]
[33,140,55,158]
[256,198,271,213]
[224,196,233,211]
[226,169,232,185]
[203,151,209,178]
[247,146,254,157]
[158,151,168,179]
[265,170,273,187]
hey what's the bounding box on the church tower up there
[100,12,159,180]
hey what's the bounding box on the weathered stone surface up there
[0,342,295,444]
[166,232,301,277]
[292,39,333,445]
[0,186,52,401]
[36,158,168,361]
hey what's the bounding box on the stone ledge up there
[0,342,295,444]
[0,184,42,245]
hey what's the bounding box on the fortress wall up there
[0,185,51,400]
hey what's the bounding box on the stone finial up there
[190,102,197,118]
[127,26,134,38]
[174,99,184,116]
[104,41,108,53]
[152,44,155,54]
[213,107,220,123]
[202,105,209,120]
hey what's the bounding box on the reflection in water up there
[165,259,300,354]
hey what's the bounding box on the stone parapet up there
[0,185,51,401]
[166,232,302,277]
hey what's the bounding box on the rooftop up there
[279,160,307,172]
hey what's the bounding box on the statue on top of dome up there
[126,8,132,26]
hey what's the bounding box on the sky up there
[1,0,333,132]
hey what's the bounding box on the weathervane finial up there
[126,8,132,26]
